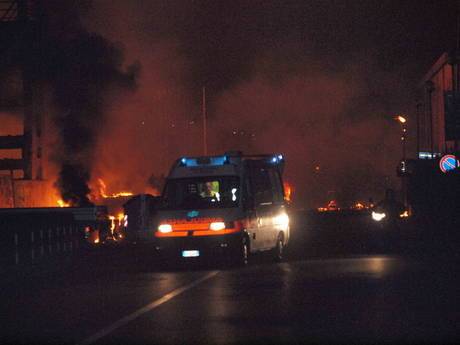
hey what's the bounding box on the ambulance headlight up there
[210,222,226,231]
[158,224,173,233]
[371,211,386,222]
[273,213,289,230]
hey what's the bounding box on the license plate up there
[182,250,200,258]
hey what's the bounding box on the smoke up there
[38,1,138,205]
[208,55,405,207]
[56,162,91,206]
[4,0,453,208]
[81,2,197,195]
[78,1,418,208]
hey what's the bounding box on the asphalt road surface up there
[2,212,459,345]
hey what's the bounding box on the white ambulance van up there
[140,151,290,265]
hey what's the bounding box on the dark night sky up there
[98,0,459,92]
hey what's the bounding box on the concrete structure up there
[0,0,44,180]
[406,50,460,218]
[417,50,460,155]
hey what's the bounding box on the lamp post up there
[395,115,408,208]
[202,86,207,155]
[395,115,407,162]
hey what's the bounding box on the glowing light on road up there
[372,211,386,222]
[399,210,409,218]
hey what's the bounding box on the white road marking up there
[77,270,219,345]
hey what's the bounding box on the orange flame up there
[96,178,133,199]
[353,202,365,210]
[108,212,126,240]
[283,181,293,202]
[57,199,71,208]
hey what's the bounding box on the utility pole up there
[202,86,207,155]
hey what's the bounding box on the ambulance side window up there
[268,168,284,203]
[243,177,254,210]
[251,167,273,205]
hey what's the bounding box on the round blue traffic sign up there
[439,154,459,173]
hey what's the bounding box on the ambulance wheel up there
[234,235,249,266]
[273,234,284,262]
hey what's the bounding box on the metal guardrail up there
[0,211,82,268]
[0,207,109,270]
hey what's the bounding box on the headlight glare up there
[273,213,289,230]
[372,211,386,222]
[210,222,226,231]
[158,224,172,233]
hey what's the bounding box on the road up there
[2,211,459,345]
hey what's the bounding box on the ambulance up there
[141,151,290,265]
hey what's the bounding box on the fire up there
[108,212,126,241]
[353,202,365,210]
[283,181,293,202]
[57,199,71,207]
[399,210,410,218]
[96,178,133,199]
[110,192,134,198]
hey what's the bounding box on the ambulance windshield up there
[162,176,240,209]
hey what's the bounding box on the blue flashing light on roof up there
[269,154,284,164]
[179,155,230,167]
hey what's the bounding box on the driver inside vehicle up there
[200,181,219,198]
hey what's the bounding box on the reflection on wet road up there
[2,252,458,345]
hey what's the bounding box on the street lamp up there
[395,115,407,162]
[395,115,407,124]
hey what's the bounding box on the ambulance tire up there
[233,235,249,266]
[273,233,284,262]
